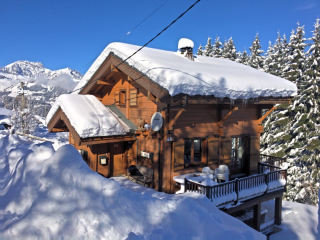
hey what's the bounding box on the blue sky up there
[1,0,319,74]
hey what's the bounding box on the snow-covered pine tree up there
[282,23,307,84]
[11,95,38,134]
[204,37,213,57]
[197,44,204,56]
[236,50,249,65]
[249,33,264,70]
[261,21,320,205]
[221,37,237,61]
[305,19,320,87]
[212,36,222,58]
[263,41,275,73]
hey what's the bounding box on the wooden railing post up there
[206,186,210,201]
[184,178,187,193]
[235,178,239,204]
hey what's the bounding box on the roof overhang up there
[79,53,169,103]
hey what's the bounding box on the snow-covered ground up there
[0,123,318,239]
[0,132,265,239]
[270,201,318,240]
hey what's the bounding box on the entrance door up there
[111,142,125,176]
[231,136,250,175]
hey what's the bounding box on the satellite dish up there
[151,112,163,132]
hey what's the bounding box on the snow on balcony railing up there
[184,168,287,207]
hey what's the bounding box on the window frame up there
[230,135,250,173]
[119,89,126,106]
[129,88,138,107]
[183,138,205,168]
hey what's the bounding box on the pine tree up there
[261,21,320,206]
[305,19,320,85]
[263,41,275,73]
[282,23,307,84]
[11,95,37,134]
[197,44,204,56]
[204,37,213,57]
[236,50,249,65]
[212,36,222,58]
[249,33,264,70]
[221,37,237,61]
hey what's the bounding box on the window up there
[231,136,249,174]
[129,89,138,106]
[184,139,202,167]
[114,90,126,106]
[119,90,126,105]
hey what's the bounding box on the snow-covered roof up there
[74,42,297,99]
[46,94,130,138]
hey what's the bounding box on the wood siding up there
[101,73,157,128]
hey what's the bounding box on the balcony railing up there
[184,162,287,207]
[259,154,286,167]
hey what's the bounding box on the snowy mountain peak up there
[0,60,82,80]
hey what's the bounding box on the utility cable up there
[80,0,172,72]
[72,0,201,94]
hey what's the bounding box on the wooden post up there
[253,203,261,232]
[206,186,210,200]
[235,178,239,204]
[275,196,282,225]
[126,80,130,119]
[184,178,187,193]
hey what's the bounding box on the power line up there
[80,0,172,72]
[72,0,201,94]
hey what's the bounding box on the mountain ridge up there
[0,60,82,81]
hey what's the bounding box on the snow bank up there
[45,94,130,138]
[1,133,265,239]
[74,42,297,99]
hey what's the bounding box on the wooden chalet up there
[46,40,297,232]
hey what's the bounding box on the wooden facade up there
[47,53,291,195]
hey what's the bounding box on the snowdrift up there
[0,134,264,239]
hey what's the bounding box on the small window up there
[119,90,126,105]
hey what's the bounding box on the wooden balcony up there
[184,166,287,207]
[185,154,287,206]
[184,155,287,231]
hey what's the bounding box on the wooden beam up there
[253,203,261,231]
[218,107,238,128]
[52,127,68,132]
[97,80,113,85]
[258,106,277,124]
[126,81,130,119]
[225,190,284,214]
[275,196,282,225]
[128,76,133,81]
[169,108,186,130]
[80,136,135,146]
[60,111,81,145]
[111,64,119,72]
[148,91,156,101]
